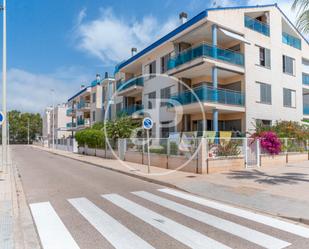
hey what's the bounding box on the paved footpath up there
[11,145,309,249]
[0,147,41,249]
[33,144,309,224]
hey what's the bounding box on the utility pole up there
[27,118,30,145]
[51,89,55,149]
[1,0,7,168]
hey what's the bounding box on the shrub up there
[75,128,105,149]
[215,141,241,157]
[259,131,282,155]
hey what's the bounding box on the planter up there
[207,157,244,173]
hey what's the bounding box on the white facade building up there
[114,4,309,138]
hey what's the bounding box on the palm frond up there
[296,9,309,33]
[292,0,309,10]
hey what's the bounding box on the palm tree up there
[293,0,309,33]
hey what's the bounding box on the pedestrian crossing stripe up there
[29,202,80,249]
[29,190,309,249]
[68,197,155,249]
[132,191,290,249]
[158,188,309,238]
[102,193,232,249]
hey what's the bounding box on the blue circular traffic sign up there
[143,117,153,130]
[0,111,4,125]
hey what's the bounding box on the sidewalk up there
[35,145,309,224]
[0,148,41,249]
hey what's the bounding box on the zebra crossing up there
[29,188,309,249]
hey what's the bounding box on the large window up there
[92,93,96,103]
[161,53,171,73]
[160,87,171,107]
[147,91,156,109]
[257,82,271,104]
[256,119,272,126]
[92,111,96,122]
[257,46,271,68]
[283,88,296,108]
[283,55,295,75]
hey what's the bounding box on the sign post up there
[143,117,153,174]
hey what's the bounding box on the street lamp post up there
[27,118,30,145]
[51,89,55,149]
[1,0,7,168]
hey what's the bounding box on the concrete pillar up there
[213,109,218,134]
[212,24,218,58]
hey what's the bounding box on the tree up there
[5,110,42,144]
[293,0,309,33]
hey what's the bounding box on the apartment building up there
[114,4,309,138]
[66,73,115,131]
[42,104,71,146]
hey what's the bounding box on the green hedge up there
[75,128,105,149]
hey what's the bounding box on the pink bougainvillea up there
[259,131,282,155]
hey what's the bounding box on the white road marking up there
[68,197,154,249]
[159,188,309,238]
[30,202,80,249]
[133,191,290,249]
[102,193,232,249]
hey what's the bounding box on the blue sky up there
[0,0,296,112]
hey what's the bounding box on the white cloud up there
[0,67,91,113]
[74,8,178,65]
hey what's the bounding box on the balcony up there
[167,43,244,71]
[66,108,74,116]
[117,104,144,117]
[116,78,144,96]
[66,122,76,129]
[77,118,90,127]
[304,105,309,115]
[170,85,245,107]
[244,16,270,36]
[77,101,90,110]
[303,73,309,86]
[282,32,301,50]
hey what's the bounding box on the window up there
[161,53,171,73]
[160,121,175,138]
[283,88,296,108]
[256,119,272,126]
[160,87,171,107]
[92,93,96,103]
[116,103,122,113]
[92,111,96,122]
[283,55,295,75]
[257,82,271,104]
[258,46,271,68]
[145,60,156,79]
[147,91,156,109]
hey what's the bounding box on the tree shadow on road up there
[224,170,309,185]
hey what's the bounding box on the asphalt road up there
[12,145,309,249]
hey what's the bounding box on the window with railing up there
[117,104,144,117]
[304,104,309,115]
[282,32,301,50]
[167,42,244,70]
[244,15,270,36]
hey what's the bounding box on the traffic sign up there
[0,111,4,125]
[143,117,153,130]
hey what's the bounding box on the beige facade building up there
[66,73,115,131]
[114,4,309,138]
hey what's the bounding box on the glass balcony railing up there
[167,43,244,70]
[244,16,270,36]
[116,77,144,92]
[66,122,76,128]
[117,104,144,117]
[169,85,245,107]
[282,32,301,50]
[304,105,309,115]
[303,73,309,85]
[77,101,90,110]
[77,118,90,126]
[66,108,73,116]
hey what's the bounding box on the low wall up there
[207,157,245,174]
[260,153,308,167]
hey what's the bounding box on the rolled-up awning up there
[219,28,251,45]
